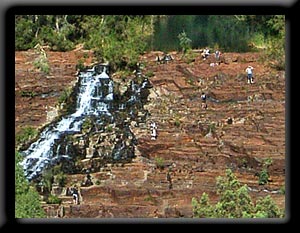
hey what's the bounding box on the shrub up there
[55,172,67,187]
[20,90,37,98]
[83,52,89,59]
[33,45,50,74]
[95,180,101,185]
[257,157,272,185]
[263,157,273,168]
[46,194,62,205]
[183,50,197,64]
[155,157,165,169]
[174,119,181,128]
[106,125,114,132]
[258,169,269,185]
[82,117,93,133]
[144,195,155,203]
[58,87,72,105]
[145,70,154,77]
[208,123,216,133]
[76,59,85,71]
[41,168,55,194]
[16,126,38,145]
[15,152,46,218]
[279,185,285,195]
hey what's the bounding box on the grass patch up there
[145,70,154,78]
[16,126,38,145]
[46,194,62,205]
[20,90,37,98]
[58,87,73,105]
[155,157,165,170]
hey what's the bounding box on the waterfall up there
[20,64,152,180]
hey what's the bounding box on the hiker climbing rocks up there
[150,121,158,140]
[245,65,254,84]
[71,186,80,205]
[201,92,207,110]
[151,128,157,140]
[133,62,143,78]
[167,171,173,190]
[82,170,93,187]
[202,48,210,60]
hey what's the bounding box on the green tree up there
[265,15,285,70]
[16,15,76,51]
[15,16,37,50]
[15,15,285,69]
[83,15,153,71]
[206,15,251,52]
[192,192,213,217]
[192,169,284,218]
[178,30,192,55]
[15,152,46,218]
[254,195,282,218]
[233,15,285,69]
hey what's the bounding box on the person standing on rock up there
[202,48,210,60]
[167,171,173,190]
[71,186,80,205]
[245,65,254,84]
[215,50,221,62]
[201,92,207,110]
[150,121,158,140]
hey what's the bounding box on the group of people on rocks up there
[156,53,174,64]
[198,66,254,110]
[66,171,95,205]
[199,48,255,110]
[152,48,255,134]
[201,48,221,61]
[200,48,254,83]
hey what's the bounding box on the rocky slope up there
[15,48,285,218]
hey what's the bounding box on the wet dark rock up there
[20,62,152,181]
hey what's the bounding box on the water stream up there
[21,64,152,181]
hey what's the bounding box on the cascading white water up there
[21,68,113,180]
[20,64,152,181]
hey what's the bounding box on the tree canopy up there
[192,169,285,218]
[15,15,285,70]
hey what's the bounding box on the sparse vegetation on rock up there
[15,152,46,218]
[192,169,284,218]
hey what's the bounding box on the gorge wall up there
[15,48,286,218]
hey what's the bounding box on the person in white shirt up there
[245,65,254,84]
[202,48,210,60]
[150,122,158,140]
